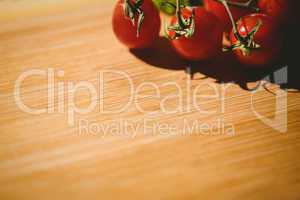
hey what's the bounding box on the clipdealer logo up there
[13,66,288,136]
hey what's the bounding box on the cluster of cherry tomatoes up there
[112,0,297,68]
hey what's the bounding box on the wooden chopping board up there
[0,0,300,199]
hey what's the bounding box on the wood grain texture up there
[0,1,300,200]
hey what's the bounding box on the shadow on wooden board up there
[130,25,300,92]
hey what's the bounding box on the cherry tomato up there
[170,7,224,61]
[230,13,282,67]
[204,0,253,31]
[112,0,161,49]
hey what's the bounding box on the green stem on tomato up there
[176,0,185,28]
[217,0,243,41]
[217,0,262,55]
[124,0,145,37]
[166,0,195,39]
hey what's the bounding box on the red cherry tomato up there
[204,0,252,31]
[112,0,161,49]
[230,13,282,67]
[170,7,224,61]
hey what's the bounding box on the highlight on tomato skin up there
[203,0,253,32]
[230,13,283,67]
[169,7,224,61]
[112,0,161,49]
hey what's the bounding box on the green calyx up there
[217,0,262,56]
[167,9,195,39]
[165,0,195,40]
[224,20,262,56]
[124,0,145,37]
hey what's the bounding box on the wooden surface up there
[0,1,300,200]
